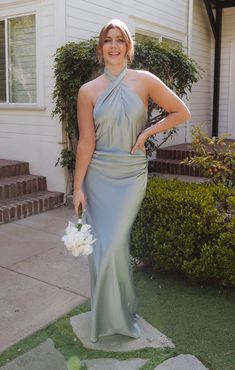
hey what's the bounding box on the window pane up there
[0,21,6,102]
[135,33,159,43]
[8,15,36,103]
[162,37,181,48]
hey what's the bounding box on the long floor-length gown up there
[83,65,148,343]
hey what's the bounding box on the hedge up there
[130,177,235,286]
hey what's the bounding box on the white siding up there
[219,7,235,137]
[66,0,188,43]
[0,0,66,192]
[190,0,212,138]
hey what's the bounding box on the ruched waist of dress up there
[93,149,147,158]
[88,150,148,179]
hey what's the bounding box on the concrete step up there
[0,174,47,201]
[0,191,64,224]
[0,159,29,179]
[149,158,202,177]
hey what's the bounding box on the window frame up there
[129,16,187,49]
[0,4,44,110]
[129,16,190,144]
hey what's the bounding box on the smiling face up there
[102,27,128,67]
[97,20,134,66]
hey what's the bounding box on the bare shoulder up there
[78,75,105,105]
[128,69,160,85]
[78,76,100,95]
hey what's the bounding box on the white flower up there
[62,219,96,257]
[61,234,75,250]
[81,224,91,233]
[65,221,77,235]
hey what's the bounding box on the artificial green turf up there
[0,268,234,370]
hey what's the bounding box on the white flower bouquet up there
[62,215,96,257]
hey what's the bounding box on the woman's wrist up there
[73,186,83,193]
[142,129,151,140]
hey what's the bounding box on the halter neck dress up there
[83,65,148,343]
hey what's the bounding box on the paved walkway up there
[0,206,210,369]
[0,206,89,353]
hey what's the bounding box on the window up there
[162,37,181,48]
[0,14,36,103]
[135,32,182,48]
[135,32,159,43]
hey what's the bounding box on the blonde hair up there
[96,19,134,64]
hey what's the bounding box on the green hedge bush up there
[130,177,235,286]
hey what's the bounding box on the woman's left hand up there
[131,131,148,154]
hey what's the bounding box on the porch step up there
[0,159,29,178]
[156,143,195,160]
[148,144,203,177]
[0,174,47,200]
[149,158,202,177]
[0,159,64,224]
[0,191,64,224]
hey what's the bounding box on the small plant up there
[55,147,76,192]
[182,126,235,188]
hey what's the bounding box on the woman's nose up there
[111,39,117,47]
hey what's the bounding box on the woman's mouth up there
[108,52,120,56]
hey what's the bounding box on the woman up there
[73,19,191,343]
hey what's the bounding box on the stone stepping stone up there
[81,358,148,369]
[70,311,175,352]
[155,354,209,370]
[0,339,67,370]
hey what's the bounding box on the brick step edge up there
[0,159,29,179]
[0,191,64,224]
[0,175,47,201]
[148,159,203,177]
[156,149,195,161]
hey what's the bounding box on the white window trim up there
[0,0,38,6]
[0,3,45,110]
[128,16,190,143]
[129,15,187,48]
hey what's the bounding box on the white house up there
[0,0,234,194]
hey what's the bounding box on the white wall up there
[219,7,235,137]
[66,0,188,41]
[0,0,66,192]
[189,0,213,139]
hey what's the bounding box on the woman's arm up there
[131,71,191,154]
[73,84,96,215]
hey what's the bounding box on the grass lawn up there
[0,267,234,370]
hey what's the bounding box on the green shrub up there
[130,177,235,286]
[182,126,235,189]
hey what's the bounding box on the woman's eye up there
[104,39,125,43]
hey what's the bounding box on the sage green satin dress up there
[83,65,148,343]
